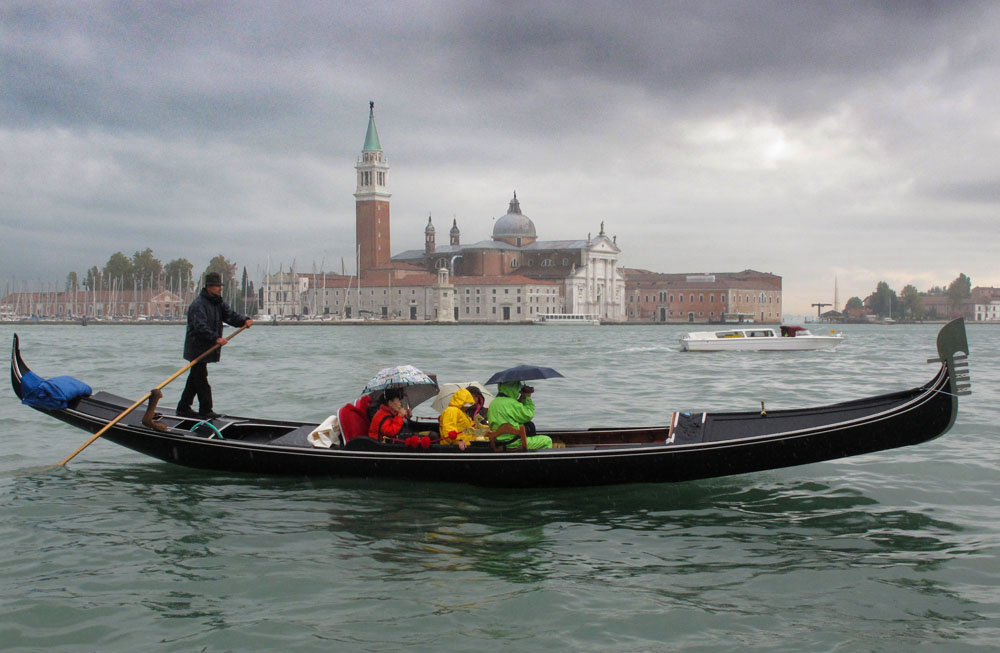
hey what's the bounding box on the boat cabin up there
[713,329,777,339]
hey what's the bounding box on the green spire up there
[363,100,382,152]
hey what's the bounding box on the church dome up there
[492,193,536,241]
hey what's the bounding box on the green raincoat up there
[487,381,552,450]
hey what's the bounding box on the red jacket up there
[369,405,405,440]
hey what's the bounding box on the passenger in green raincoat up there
[487,381,553,450]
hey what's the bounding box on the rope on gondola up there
[191,420,224,439]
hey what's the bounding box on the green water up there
[2,323,998,650]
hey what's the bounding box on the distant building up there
[622,269,783,324]
[393,195,626,320]
[971,286,1000,321]
[917,293,959,320]
[262,103,784,324]
[262,267,562,322]
[264,103,624,322]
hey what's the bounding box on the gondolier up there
[176,272,253,419]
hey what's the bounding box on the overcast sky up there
[2,1,998,315]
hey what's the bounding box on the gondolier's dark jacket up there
[183,288,249,363]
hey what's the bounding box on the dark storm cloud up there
[1,0,998,311]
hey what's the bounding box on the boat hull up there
[10,320,969,487]
[680,336,843,351]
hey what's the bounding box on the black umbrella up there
[485,364,564,385]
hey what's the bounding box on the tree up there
[871,281,897,319]
[947,273,971,312]
[102,252,134,290]
[899,284,923,320]
[230,266,258,315]
[83,266,101,291]
[131,248,163,291]
[164,258,194,294]
[66,271,79,292]
[203,255,238,300]
[844,296,864,312]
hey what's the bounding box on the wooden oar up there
[55,324,250,467]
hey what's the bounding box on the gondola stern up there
[931,318,972,399]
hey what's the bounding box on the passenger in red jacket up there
[368,389,412,442]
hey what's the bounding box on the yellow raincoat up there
[439,388,488,445]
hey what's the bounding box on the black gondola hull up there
[10,320,969,487]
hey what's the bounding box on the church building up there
[392,193,625,320]
[264,102,626,322]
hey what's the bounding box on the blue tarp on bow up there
[20,371,92,410]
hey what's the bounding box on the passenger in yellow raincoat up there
[439,387,487,450]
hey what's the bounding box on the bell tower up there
[424,214,436,254]
[354,101,391,274]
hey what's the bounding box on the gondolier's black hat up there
[204,272,223,287]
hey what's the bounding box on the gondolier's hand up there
[245,319,254,327]
[216,337,228,346]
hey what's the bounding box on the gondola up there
[10,320,971,488]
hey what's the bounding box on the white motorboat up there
[679,325,844,352]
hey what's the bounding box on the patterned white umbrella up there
[362,365,436,395]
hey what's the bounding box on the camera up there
[521,385,535,395]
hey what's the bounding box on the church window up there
[699,294,704,303]
[562,258,569,266]
[511,259,519,268]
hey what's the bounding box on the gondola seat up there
[487,423,528,452]
[338,402,371,442]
